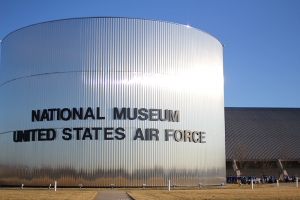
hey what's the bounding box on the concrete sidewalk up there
[94,190,133,200]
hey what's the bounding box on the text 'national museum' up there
[0,17,225,187]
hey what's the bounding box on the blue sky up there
[1,0,300,107]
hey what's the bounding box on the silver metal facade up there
[0,17,225,187]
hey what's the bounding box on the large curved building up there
[0,17,225,187]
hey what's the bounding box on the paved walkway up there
[94,190,133,200]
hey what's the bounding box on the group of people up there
[227,174,298,184]
[262,174,277,183]
[284,175,297,183]
[241,176,257,184]
[226,175,257,184]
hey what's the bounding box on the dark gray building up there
[225,107,300,180]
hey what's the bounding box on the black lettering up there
[31,129,37,141]
[73,107,83,120]
[104,128,114,140]
[74,127,83,140]
[165,129,174,141]
[200,132,206,143]
[149,109,158,121]
[96,107,105,119]
[115,127,125,140]
[92,127,102,140]
[32,110,40,122]
[192,131,199,143]
[17,131,24,142]
[15,130,30,142]
[46,129,56,140]
[184,130,192,142]
[62,128,72,140]
[23,130,30,142]
[114,107,126,119]
[13,131,18,142]
[84,107,95,119]
[38,129,47,141]
[82,128,92,140]
[174,130,183,142]
[57,108,61,120]
[169,110,180,122]
[159,109,168,121]
[127,108,137,120]
[13,129,55,142]
[40,109,49,121]
[145,129,150,140]
[61,108,71,121]
[138,108,148,120]
[134,128,144,140]
[150,128,159,141]
[48,108,57,121]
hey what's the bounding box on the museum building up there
[0,17,225,187]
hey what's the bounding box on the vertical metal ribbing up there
[0,17,225,186]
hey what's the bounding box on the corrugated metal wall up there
[0,17,225,186]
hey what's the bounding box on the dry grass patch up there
[127,184,300,200]
[0,184,299,200]
[0,188,98,200]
